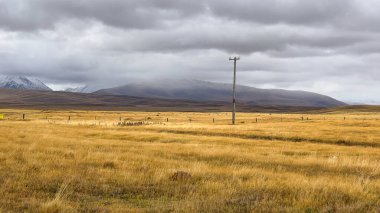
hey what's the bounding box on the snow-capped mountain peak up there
[65,85,89,93]
[64,85,98,93]
[0,75,52,91]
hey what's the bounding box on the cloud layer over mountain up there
[0,0,379,103]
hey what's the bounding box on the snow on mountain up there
[0,76,52,91]
[64,85,96,93]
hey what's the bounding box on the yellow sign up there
[0,114,4,120]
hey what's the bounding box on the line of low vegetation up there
[146,128,380,148]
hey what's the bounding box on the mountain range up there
[0,76,52,91]
[0,76,346,108]
[65,85,94,93]
[0,88,326,112]
[95,79,345,107]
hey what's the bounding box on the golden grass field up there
[0,108,380,212]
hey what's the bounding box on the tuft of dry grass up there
[0,109,380,212]
[40,182,73,213]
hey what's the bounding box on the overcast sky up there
[0,0,380,103]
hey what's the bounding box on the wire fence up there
[1,111,380,126]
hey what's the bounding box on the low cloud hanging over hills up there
[0,0,380,103]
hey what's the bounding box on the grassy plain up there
[0,108,380,212]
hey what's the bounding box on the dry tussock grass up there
[0,109,379,212]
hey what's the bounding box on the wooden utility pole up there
[229,56,240,125]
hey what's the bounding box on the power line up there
[229,56,240,125]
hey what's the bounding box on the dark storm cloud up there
[118,24,368,54]
[0,0,379,103]
[0,0,205,31]
[208,0,353,26]
[0,0,372,32]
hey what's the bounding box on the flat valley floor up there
[0,109,380,212]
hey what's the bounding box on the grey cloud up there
[1,0,380,33]
[208,0,354,26]
[0,0,379,103]
[0,0,205,31]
